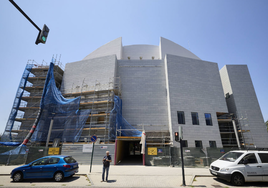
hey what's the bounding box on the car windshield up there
[219,151,243,162]
[64,156,76,163]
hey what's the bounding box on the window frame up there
[195,140,203,148]
[47,157,60,165]
[205,113,213,126]
[177,111,185,124]
[209,141,217,148]
[191,112,199,125]
[238,153,258,164]
[181,140,188,147]
[257,153,268,163]
[32,158,48,166]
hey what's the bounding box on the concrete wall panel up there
[118,60,168,131]
[61,55,117,93]
[165,54,228,147]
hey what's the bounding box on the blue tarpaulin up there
[1,61,90,156]
[0,142,21,146]
[110,95,142,139]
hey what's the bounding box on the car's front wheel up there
[231,173,245,186]
[54,172,64,182]
[13,172,23,182]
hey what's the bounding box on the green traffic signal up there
[42,36,46,42]
[35,24,49,45]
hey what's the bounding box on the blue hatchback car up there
[11,155,79,182]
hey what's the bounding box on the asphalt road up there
[1,175,268,188]
[0,174,91,187]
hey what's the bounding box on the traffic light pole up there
[180,139,186,186]
[9,0,41,32]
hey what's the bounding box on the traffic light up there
[35,24,49,45]
[175,132,179,142]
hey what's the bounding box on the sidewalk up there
[1,165,268,187]
[88,165,211,187]
[0,164,212,187]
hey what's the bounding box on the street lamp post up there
[46,113,56,149]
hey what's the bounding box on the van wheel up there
[13,172,23,182]
[54,172,64,182]
[231,173,244,186]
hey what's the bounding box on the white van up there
[209,150,268,186]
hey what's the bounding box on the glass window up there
[205,113,212,126]
[239,153,258,164]
[191,112,199,125]
[181,140,188,147]
[64,156,77,163]
[177,111,185,124]
[32,158,48,166]
[219,151,243,162]
[209,141,217,148]
[195,140,203,148]
[258,153,268,163]
[47,157,60,165]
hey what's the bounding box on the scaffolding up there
[235,111,254,147]
[216,111,257,148]
[2,60,64,143]
[62,77,121,144]
[3,59,164,146]
[217,112,241,148]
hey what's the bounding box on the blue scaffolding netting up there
[110,95,142,139]
[1,62,90,155]
[31,62,90,143]
[1,64,33,142]
[1,61,141,157]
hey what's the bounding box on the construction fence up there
[0,144,237,167]
[0,146,60,166]
[146,146,239,167]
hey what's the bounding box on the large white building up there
[3,37,268,165]
[61,37,268,149]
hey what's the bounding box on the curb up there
[86,174,94,186]
[190,174,213,185]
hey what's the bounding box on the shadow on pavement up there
[10,176,80,183]
[213,177,268,187]
[107,180,117,183]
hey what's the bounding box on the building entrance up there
[115,140,143,165]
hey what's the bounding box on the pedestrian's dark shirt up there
[103,155,111,167]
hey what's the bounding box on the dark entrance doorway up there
[115,140,142,165]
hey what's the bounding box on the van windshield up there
[219,152,243,162]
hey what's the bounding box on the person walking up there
[102,151,112,182]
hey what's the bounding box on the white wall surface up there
[83,37,122,60]
[61,55,117,93]
[160,37,201,60]
[165,54,228,147]
[117,59,169,131]
[122,45,159,60]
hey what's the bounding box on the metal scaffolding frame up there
[62,77,121,144]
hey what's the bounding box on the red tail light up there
[63,165,71,168]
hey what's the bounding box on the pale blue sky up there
[0,0,268,134]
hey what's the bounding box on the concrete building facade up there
[4,37,268,160]
[59,37,268,149]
